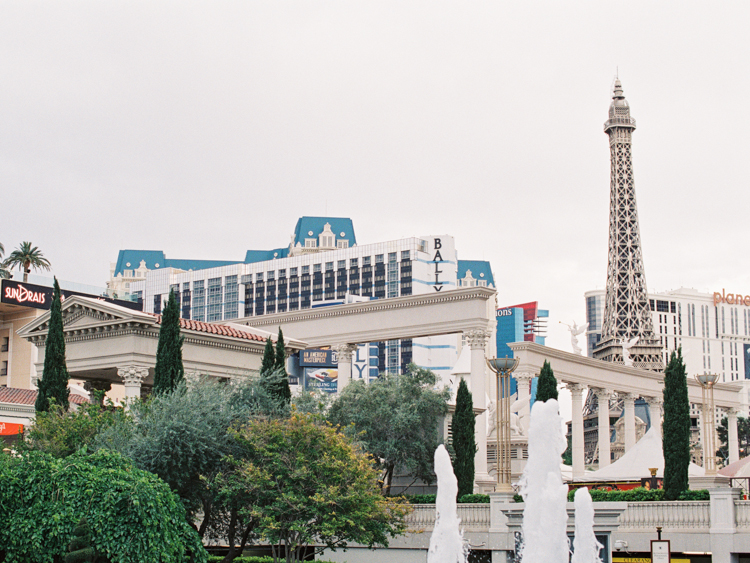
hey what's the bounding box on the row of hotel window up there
[151,260,413,322]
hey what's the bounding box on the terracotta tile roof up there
[0,387,89,405]
[151,314,266,342]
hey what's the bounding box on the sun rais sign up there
[1,280,51,309]
[714,289,750,307]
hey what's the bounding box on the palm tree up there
[3,242,51,282]
[0,243,10,279]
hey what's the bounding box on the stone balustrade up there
[407,504,491,531]
[617,501,710,530]
[734,500,750,528]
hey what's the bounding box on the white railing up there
[735,501,750,528]
[406,504,491,530]
[618,502,710,530]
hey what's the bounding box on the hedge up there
[565,487,710,502]
[207,558,337,563]
[400,494,490,504]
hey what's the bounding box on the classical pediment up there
[17,296,156,339]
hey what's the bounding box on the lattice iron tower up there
[592,79,664,372]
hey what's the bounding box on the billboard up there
[1,279,142,312]
[300,349,337,367]
[304,368,338,393]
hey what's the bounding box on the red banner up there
[0,422,24,436]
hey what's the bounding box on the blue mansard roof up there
[113,250,242,276]
[457,260,495,287]
[292,217,356,246]
[243,248,290,263]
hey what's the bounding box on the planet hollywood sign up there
[714,289,750,307]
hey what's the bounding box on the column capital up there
[592,387,614,400]
[464,329,491,350]
[727,407,741,418]
[566,382,586,395]
[619,392,638,404]
[644,395,663,407]
[514,371,535,384]
[118,365,148,386]
[333,344,357,362]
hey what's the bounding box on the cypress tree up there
[153,289,184,395]
[663,349,690,500]
[453,377,476,498]
[36,277,70,412]
[273,328,291,404]
[534,360,558,402]
[260,335,275,376]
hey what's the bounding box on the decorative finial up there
[612,78,624,99]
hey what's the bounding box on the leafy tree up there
[153,289,184,395]
[36,277,70,412]
[0,449,207,563]
[662,349,691,500]
[261,329,290,405]
[717,416,750,464]
[216,414,410,563]
[22,392,127,458]
[64,518,109,563]
[562,435,572,466]
[94,377,287,554]
[327,363,450,495]
[452,377,476,498]
[534,360,558,402]
[2,240,51,282]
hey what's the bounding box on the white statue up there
[621,336,639,367]
[486,398,525,438]
[560,321,588,355]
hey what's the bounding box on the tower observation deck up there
[593,80,664,371]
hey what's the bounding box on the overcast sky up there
[2,1,749,353]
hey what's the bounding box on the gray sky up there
[2,1,749,351]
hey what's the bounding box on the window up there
[363,256,371,267]
[350,258,358,267]
[302,265,310,275]
[388,252,397,263]
[1,337,8,352]
[401,250,410,261]
[256,273,264,282]
[325,262,334,271]
[279,269,286,278]
[375,254,384,264]
[0,360,7,376]
[656,300,669,313]
[290,267,298,276]
[312,264,321,273]
[320,235,334,247]
[338,260,346,270]
[305,239,317,248]
[337,240,349,249]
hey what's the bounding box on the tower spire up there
[593,80,664,371]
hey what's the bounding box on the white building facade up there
[124,218,495,385]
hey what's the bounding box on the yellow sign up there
[714,289,750,307]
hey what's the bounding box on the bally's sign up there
[1,279,143,311]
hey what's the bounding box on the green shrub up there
[457,494,490,504]
[564,487,709,502]
[206,558,338,563]
[399,493,490,504]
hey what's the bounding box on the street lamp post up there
[696,373,719,475]
[486,356,519,492]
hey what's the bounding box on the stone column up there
[465,328,493,491]
[83,380,113,405]
[622,393,638,453]
[567,383,586,479]
[118,365,149,407]
[514,371,534,436]
[594,388,613,468]
[333,344,357,393]
[645,396,663,436]
[728,408,740,465]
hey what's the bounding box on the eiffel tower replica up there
[584,79,664,425]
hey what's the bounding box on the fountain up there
[571,487,603,563]
[518,399,569,563]
[427,444,468,563]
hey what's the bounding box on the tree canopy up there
[327,363,450,495]
[0,449,206,563]
[216,414,410,563]
[261,329,291,405]
[662,349,691,500]
[36,277,70,412]
[153,289,184,395]
[718,415,750,464]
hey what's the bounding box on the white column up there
[465,328,492,491]
[567,383,586,479]
[595,388,613,468]
[645,396,663,437]
[334,344,357,393]
[622,393,637,453]
[514,371,533,436]
[118,365,148,407]
[728,407,740,465]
